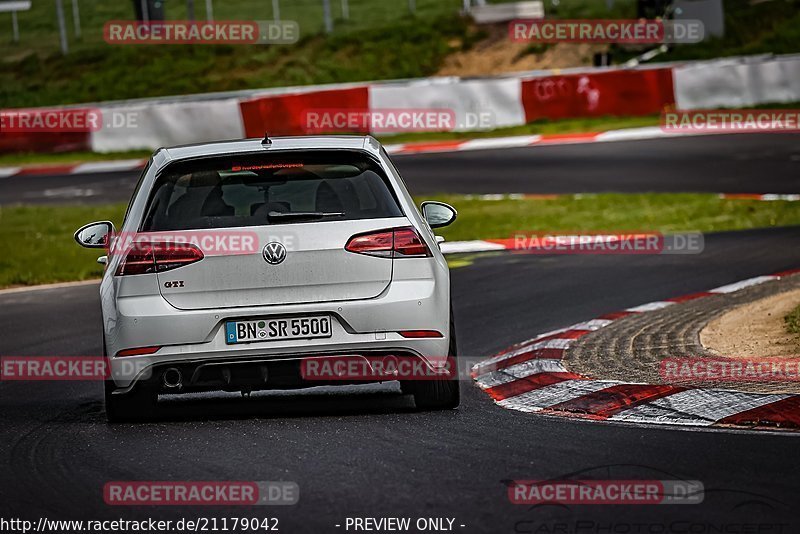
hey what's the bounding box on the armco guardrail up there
[1,54,798,154]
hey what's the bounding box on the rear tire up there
[104,380,157,423]
[406,309,460,411]
[103,332,157,423]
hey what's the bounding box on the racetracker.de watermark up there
[103,481,298,506]
[0,108,140,133]
[510,19,704,44]
[108,231,263,257]
[300,355,457,381]
[661,357,800,383]
[509,232,704,255]
[0,356,150,381]
[662,110,800,133]
[104,20,299,45]
[302,109,496,134]
[509,480,704,505]
[1,108,101,133]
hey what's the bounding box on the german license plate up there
[225,316,332,344]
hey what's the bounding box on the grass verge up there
[0,203,126,287]
[787,304,800,336]
[2,193,799,288]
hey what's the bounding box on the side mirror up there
[420,201,457,229]
[74,221,115,249]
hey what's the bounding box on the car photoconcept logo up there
[262,242,287,265]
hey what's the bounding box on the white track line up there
[0,167,21,179]
[440,240,506,254]
[625,301,675,312]
[709,275,777,294]
[456,135,542,151]
[70,159,146,174]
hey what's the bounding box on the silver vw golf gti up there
[75,136,458,421]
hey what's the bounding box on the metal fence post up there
[186,0,195,20]
[11,10,19,42]
[408,0,415,14]
[71,0,81,38]
[140,0,149,22]
[272,0,280,21]
[55,0,68,54]
[341,0,349,20]
[322,0,333,33]
[205,0,213,21]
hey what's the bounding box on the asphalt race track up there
[2,134,799,204]
[2,226,800,531]
[1,134,799,531]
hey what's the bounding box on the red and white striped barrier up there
[471,269,800,431]
[3,54,797,156]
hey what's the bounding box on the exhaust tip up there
[162,368,183,389]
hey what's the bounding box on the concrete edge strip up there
[471,269,800,431]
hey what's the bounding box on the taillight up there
[345,226,431,258]
[115,242,204,276]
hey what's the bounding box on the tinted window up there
[141,151,403,231]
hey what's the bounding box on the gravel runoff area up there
[567,273,800,395]
[702,287,800,359]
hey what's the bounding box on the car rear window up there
[140,151,403,231]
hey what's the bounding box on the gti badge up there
[262,242,287,265]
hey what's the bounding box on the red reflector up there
[116,346,162,357]
[345,226,431,258]
[115,241,204,276]
[398,330,443,338]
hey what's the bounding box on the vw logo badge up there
[262,242,287,265]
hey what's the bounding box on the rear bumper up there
[109,350,448,395]
[104,275,450,390]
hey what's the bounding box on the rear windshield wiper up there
[267,211,345,221]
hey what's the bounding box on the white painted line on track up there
[70,159,147,174]
[440,240,506,254]
[625,301,675,312]
[0,167,22,179]
[709,275,777,294]
[457,135,542,151]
